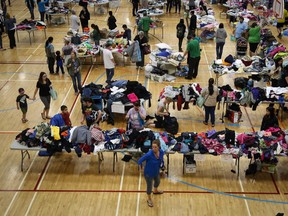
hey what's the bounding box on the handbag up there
[49,87,58,100]
[196,95,208,108]
[143,44,151,55]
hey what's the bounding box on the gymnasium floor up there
[0,0,288,215]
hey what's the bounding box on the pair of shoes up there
[211,124,215,127]
[153,190,163,195]
[41,113,46,120]
[185,76,192,80]
[147,200,153,207]
[203,121,208,125]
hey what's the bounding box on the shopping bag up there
[196,95,207,108]
[143,45,151,55]
[49,87,58,100]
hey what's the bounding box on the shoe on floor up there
[147,200,153,207]
[203,121,208,125]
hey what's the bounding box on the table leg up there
[28,31,32,45]
[16,29,19,42]
[236,156,240,178]
[97,152,102,173]
[113,152,117,172]
[44,28,47,39]
[182,154,185,174]
[20,150,30,172]
[166,154,170,176]
[162,26,163,39]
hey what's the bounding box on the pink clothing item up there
[127,93,139,103]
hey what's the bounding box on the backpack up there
[177,25,185,38]
[163,116,179,135]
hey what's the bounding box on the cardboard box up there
[185,163,196,174]
[226,109,242,123]
[150,73,166,82]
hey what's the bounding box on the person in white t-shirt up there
[103,43,116,83]
[70,10,80,32]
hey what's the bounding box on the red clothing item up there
[61,112,72,126]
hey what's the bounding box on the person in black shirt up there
[33,72,52,120]
[278,65,288,87]
[107,11,117,30]
[16,88,32,123]
[81,97,102,127]
[260,106,279,131]
[176,18,186,52]
[132,0,139,16]
[79,6,90,32]
[122,24,131,41]
[189,10,197,35]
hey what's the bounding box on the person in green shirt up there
[138,12,153,40]
[183,34,201,79]
[91,24,101,45]
[248,22,260,56]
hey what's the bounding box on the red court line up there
[270,173,280,194]
[33,157,51,190]
[0,189,280,194]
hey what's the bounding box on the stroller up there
[236,37,247,58]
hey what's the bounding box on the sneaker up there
[203,121,208,125]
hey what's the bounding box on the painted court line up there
[115,163,126,216]
[136,171,142,216]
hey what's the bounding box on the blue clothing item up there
[138,149,164,178]
[38,0,48,12]
[235,21,248,39]
[111,80,128,87]
[50,113,65,127]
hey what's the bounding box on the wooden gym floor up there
[0,0,288,215]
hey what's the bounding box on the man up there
[122,24,131,41]
[103,42,116,83]
[189,10,197,35]
[183,34,201,80]
[131,0,139,16]
[138,12,153,40]
[234,16,248,39]
[25,0,35,20]
[81,98,102,127]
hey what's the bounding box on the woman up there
[201,78,218,127]
[134,31,148,69]
[91,24,101,45]
[138,139,164,208]
[260,106,279,131]
[107,11,117,30]
[176,18,186,52]
[70,10,80,32]
[269,58,283,87]
[79,6,90,32]
[67,51,82,95]
[125,100,147,130]
[45,37,55,74]
[215,23,227,59]
[154,96,172,128]
[248,22,260,56]
[62,39,73,68]
[4,13,16,49]
[33,72,52,120]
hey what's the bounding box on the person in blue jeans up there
[215,23,227,59]
[138,139,164,207]
[201,78,219,127]
[67,51,82,95]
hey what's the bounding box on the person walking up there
[138,12,153,40]
[25,0,35,20]
[4,13,16,49]
[138,139,164,208]
[183,34,201,79]
[91,24,101,45]
[45,36,55,74]
[62,39,73,68]
[37,0,48,22]
[33,72,52,120]
[176,18,186,52]
[134,31,148,69]
[79,6,90,32]
[201,78,218,127]
[70,10,80,32]
[215,23,227,59]
[103,43,116,83]
[107,11,117,30]
[16,88,32,123]
[248,22,260,56]
[67,51,82,95]
[132,0,139,16]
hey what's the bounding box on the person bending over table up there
[154,96,172,128]
[260,105,279,131]
[125,100,146,130]
[138,139,164,208]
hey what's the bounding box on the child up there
[55,50,64,74]
[16,88,32,123]
[50,105,72,127]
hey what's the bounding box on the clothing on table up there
[82,103,100,127]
